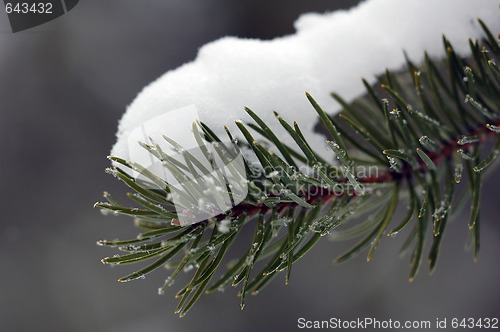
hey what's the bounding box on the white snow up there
[111,0,499,164]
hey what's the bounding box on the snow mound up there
[112,0,499,164]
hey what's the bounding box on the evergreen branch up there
[97,20,500,316]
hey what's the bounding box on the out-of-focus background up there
[1,1,499,331]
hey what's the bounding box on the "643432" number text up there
[5,2,53,14]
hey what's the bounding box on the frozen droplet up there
[268,170,279,178]
[218,219,231,233]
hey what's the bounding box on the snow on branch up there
[112,0,499,162]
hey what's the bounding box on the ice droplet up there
[268,170,279,178]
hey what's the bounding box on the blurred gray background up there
[0,1,499,331]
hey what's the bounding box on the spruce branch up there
[97,20,500,316]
